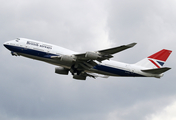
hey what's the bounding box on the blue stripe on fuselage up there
[93,65,144,77]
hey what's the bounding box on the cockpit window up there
[16,38,20,42]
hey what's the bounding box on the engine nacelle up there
[60,55,74,66]
[55,67,69,75]
[85,52,99,60]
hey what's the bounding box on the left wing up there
[74,42,137,62]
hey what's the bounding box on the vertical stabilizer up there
[135,49,172,68]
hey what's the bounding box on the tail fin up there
[135,49,172,68]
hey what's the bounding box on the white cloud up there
[106,96,176,120]
[146,100,176,120]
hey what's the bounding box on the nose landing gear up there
[11,51,18,56]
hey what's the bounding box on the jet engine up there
[55,67,69,75]
[85,52,99,60]
[60,55,75,66]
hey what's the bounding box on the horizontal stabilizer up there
[141,67,171,74]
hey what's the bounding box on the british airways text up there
[27,41,52,49]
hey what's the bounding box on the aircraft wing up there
[98,42,137,54]
[51,42,137,80]
[74,42,137,62]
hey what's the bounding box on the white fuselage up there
[3,38,163,78]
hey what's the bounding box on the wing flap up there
[141,67,171,74]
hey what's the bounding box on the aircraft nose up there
[3,42,8,48]
[3,41,11,50]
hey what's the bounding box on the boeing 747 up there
[3,38,172,80]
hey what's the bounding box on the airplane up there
[3,38,172,80]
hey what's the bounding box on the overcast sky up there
[0,0,176,120]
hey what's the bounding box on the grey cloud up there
[0,0,176,120]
